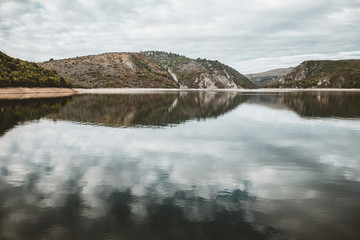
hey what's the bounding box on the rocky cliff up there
[39,51,256,89]
[270,60,360,88]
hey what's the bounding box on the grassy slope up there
[128,53,178,88]
[39,53,178,88]
[0,51,72,88]
[271,60,360,88]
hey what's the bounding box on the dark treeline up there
[0,51,72,87]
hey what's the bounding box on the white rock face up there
[121,54,136,72]
[167,68,178,83]
[167,67,188,88]
[197,73,238,89]
[317,77,330,87]
[217,75,238,89]
[198,74,217,89]
[223,69,231,79]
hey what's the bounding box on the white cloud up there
[236,51,360,73]
[0,0,360,73]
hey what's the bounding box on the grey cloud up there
[0,0,359,73]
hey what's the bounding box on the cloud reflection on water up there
[0,92,360,239]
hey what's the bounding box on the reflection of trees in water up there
[0,92,247,136]
[50,92,249,127]
[2,92,359,135]
[247,92,360,118]
[0,97,72,135]
[0,180,283,240]
[278,92,360,118]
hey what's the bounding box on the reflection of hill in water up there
[1,91,360,135]
[0,97,72,135]
[50,92,249,127]
[247,91,360,119]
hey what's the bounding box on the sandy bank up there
[0,88,77,99]
[74,88,186,94]
[1,87,360,99]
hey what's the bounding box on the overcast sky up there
[1,0,360,73]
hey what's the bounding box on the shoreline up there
[1,87,360,99]
[75,87,360,94]
[0,88,78,99]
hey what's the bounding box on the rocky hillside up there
[269,60,360,88]
[246,67,293,87]
[39,51,256,89]
[146,51,256,89]
[0,51,72,87]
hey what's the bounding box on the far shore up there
[1,87,360,99]
[75,87,360,94]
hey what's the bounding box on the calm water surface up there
[0,91,360,240]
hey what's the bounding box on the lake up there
[0,91,360,240]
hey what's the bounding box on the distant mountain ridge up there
[0,51,72,88]
[246,67,293,87]
[39,51,257,89]
[270,60,360,88]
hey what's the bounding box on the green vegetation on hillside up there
[0,51,72,87]
[131,54,178,88]
[271,60,360,88]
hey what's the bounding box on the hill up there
[246,67,293,87]
[269,60,360,88]
[39,51,256,89]
[0,51,72,88]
